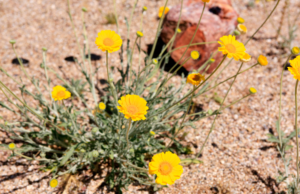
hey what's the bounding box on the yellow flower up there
[218,35,246,61]
[149,151,183,185]
[237,24,247,34]
[249,87,257,94]
[202,0,210,2]
[150,131,156,135]
[187,73,205,86]
[143,6,148,11]
[288,56,300,80]
[240,52,251,62]
[292,47,300,55]
[237,17,245,24]
[210,58,215,62]
[49,179,58,188]
[51,85,71,101]
[137,31,144,37]
[257,55,268,66]
[158,6,170,18]
[8,143,16,150]
[117,94,149,121]
[99,102,106,110]
[191,50,200,60]
[152,59,158,64]
[95,30,122,53]
[177,28,182,33]
[255,0,260,3]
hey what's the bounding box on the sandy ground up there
[0,0,300,193]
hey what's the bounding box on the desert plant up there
[0,0,281,192]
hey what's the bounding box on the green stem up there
[279,55,292,149]
[126,118,132,149]
[67,0,85,71]
[127,0,138,47]
[148,55,227,119]
[295,80,299,188]
[245,0,280,45]
[197,62,244,157]
[82,11,97,105]
[128,36,139,87]
[166,85,195,149]
[148,0,169,63]
[113,0,119,34]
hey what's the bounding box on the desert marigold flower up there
[288,56,300,80]
[237,24,247,34]
[249,87,257,94]
[218,35,246,61]
[99,102,106,110]
[149,151,183,185]
[150,131,156,135]
[202,0,210,2]
[191,50,200,60]
[187,73,205,86]
[257,55,268,66]
[237,17,245,24]
[51,85,71,101]
[8,143,16,150]
[158,6,170,18]
[292,47,300,55]
[137,31,144,37]
[49,179,58,188]
[117,94,149,121]
[95,30,122,53]
[240,52,251,62]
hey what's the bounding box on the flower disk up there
[187,73,205,86]
[149,151,183,185]
[117,94,149,121]
[218,35,246,61]
[49,179,58,188]
[158,6,170,18]
[288,56,300,80]
[240,52,251,62]
[95,30,123,53]
[51,85,71,101]
[99,102,106,110]
[257,55,268,66]
[237,24,247,34]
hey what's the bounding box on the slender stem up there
[279,55,292,149]
[148,55,227,119]
[148,0,169,63]
[127,0,138,47]
[82,11,97,105]
[164,3,206,78]
[106,51,110,82]
[126,119,132,149]
[113,0,119,34]
[197,62,244,157]
[245,0,280,45]
[128,37,139,87]
[295,80,299,188]
[166,85,195,149]
[67,0,85,70]
[12,45,31,82]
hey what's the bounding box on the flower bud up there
[233,30,241,36]
[249,87,257,94]
[49,179,58,188]
[9,40,16,45]
[92,150,99,158]
[8,143,16,150]
[42,47,47,52]
[136,31,144,37]
[82,7,87,12]
[292,47,300,55]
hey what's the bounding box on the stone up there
[160,0,238,73]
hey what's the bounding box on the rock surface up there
[161,0,238,73]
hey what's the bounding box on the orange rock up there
[161,0,238,73]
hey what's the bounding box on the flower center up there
[57,90,66,98]
[225,44,236,53]
[103,38,114,46]
[191,74,201,81]
[127,105,138,114]
[159,162,173,175]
